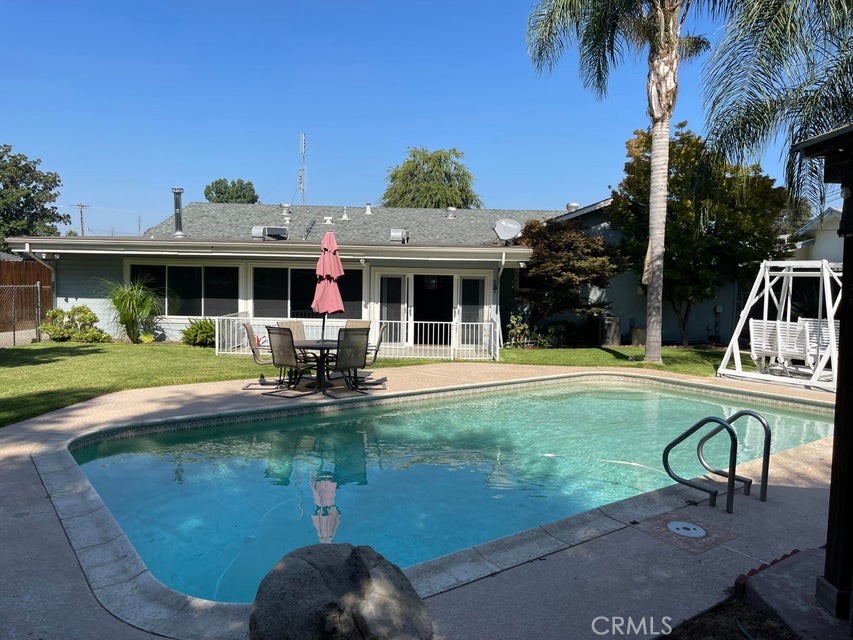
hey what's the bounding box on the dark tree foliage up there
[203,178,260,204]
[0,144,67,251]
[609,124,791,345]
[518,218,619,323]
[381,147,483,209]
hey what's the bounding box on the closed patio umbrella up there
[311,231,345,340]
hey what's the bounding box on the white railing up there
[216,314,500,360]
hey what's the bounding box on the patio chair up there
[242,322,281,390]
[276,320,317,364]
[262,326,318,398]
[345,319,371,329]
[357,322,387,385]
[328,327,371,393]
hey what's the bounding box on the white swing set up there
[717,259,842,391]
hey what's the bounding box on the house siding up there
[55,254,123,335]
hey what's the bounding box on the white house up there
[8,200,556,359]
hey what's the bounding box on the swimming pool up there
[73,381,833,603]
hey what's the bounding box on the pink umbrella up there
[310,472,341,544]
[311,231,345,339]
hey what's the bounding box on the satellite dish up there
[494,219,522,242]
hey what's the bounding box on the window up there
[130,264,238,316]
[289,268,363,319]
[253,267,288,318]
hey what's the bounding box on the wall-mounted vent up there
[251,226,288,240]
[390,228,409,244]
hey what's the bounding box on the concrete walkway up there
[0,364,844,639]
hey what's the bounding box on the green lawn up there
[0,341,736,429]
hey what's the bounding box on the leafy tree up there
[518,218,619,324]
[704,1,853,206]
[203,178,260,204]
[381,147,483,209]
[609,125,791,345]
[527,0,714,363]
[0,144,68,251]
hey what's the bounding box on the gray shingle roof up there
[145,203,560,247]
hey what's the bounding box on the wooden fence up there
[0,260,53,342]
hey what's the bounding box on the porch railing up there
[216,313,500,361]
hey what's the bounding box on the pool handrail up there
[662,415,739,513]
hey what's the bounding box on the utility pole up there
[75,203,89,236]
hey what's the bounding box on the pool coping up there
[30,371,836,640]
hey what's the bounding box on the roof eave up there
[6,237,533,264]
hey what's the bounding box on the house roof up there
[794,206,841,238]
[144,203,558,247]
[550,197,613,223]
[6,203,564,266]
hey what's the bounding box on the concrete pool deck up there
[0,363,846,639]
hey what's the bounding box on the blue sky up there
[8,1,789,236]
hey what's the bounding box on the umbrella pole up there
[321,313,326,340]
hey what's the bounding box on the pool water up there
[74,383,833,603]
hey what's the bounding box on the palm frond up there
[704,0,853,206]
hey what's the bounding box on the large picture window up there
[269,267,363,319]
[253,267,288,318]
[130,264,238,316]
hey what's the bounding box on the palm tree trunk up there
[643,25,680,364]
[644,117,670,362]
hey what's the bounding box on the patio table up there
[294,339,337,394]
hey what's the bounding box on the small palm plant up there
[104,278,161,343]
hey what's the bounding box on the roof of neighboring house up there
[0,252,24,261]
[550,197,613,223]
[794,206,841,238]
[144,203,559,247]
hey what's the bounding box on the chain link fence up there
[0,283,52,347]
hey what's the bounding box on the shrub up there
[39,305,111,343]
[182,318,216,347]
[103,278,161,344]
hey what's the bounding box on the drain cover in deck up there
[667,521,707,538]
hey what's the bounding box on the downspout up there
[495,252,506,350]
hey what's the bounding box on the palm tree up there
[527,1,711,363]
[705,0,853,206]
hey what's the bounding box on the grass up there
[0,341,740,429]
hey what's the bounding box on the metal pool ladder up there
[662,410,771,513]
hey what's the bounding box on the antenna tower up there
[298,132,306,205]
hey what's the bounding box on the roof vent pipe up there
[172,187,186,238]
[446,206,457,219]
[323,216,333,224]
[365,202,372,215]
[341,206,349,221]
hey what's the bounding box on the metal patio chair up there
[262,326,318,398]
[242,322,281,389]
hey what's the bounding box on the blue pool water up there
[73,383,833,603]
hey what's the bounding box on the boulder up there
[249,543,435,640]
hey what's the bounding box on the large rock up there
[249,543,435,640]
